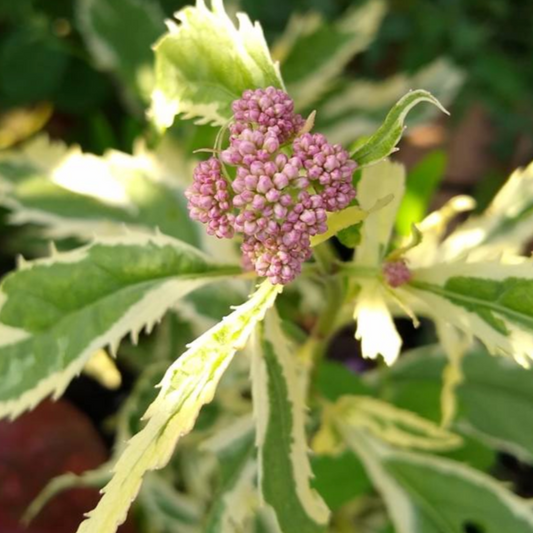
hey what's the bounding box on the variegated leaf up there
[405,259,533,366]
[0,135,200,245]
[0,136,200,245]
[383,345,533,465]
[77,280,282,533]
[441,161,533,260]
[151,0,283,129]
[436,320,470,428]
[351,160,406,364]
[351,90,448,167]
[0,232,240,420]
[253,308,330,533]
[404,195,476,268]
[279,0,386,110]
[342,428,533,533]
[333,396,461,451]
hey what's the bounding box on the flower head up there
[185,87,357,285]
[383,259,412,288]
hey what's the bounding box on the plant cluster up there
[1,2,533,533]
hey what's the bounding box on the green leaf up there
[279,0,385,110]
[378,345,446,423]
[253,308,330,533]
[379,346,523,471]
[407,260,533,365]
[0,28,68,105]
[395,151,447,237]
[442,161,533,260]
[350,90,448,168]
[343,429,533,533]
[117,313,195,372]
[337,220,363,248]
[458,350,533,463]
[151,0,283,130]
[315,360,373,402]
[0,232,240,420]
[311,450,371,511]
[0,136,200,246]
[77,280,281,533]
[77,0,165,104]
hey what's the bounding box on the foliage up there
[1,1,533,533]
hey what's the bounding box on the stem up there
[300,244,346,394]
[337,263,380,279]
[301,274,345,401]
[313,277,344,350]
[312,241,338,274]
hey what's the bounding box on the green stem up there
[313,277,344,349]
[337,263,380,279]
[312,241,338,274]
[302,249,346,394]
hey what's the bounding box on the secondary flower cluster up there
[186,87,357,285]
[383,259,412,288]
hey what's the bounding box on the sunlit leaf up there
[442,161,533,260]
[0,135,200,245]
[151,0,283,129]
[355,160,405,266]
[354,280,402,365]
[351,160,406,364]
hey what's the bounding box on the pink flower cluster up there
[383,259,412,288]
[186,87,357,285]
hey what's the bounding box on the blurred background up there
[1,0,533,531]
